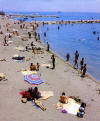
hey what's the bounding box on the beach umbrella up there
[24,74,43,85]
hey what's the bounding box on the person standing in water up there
[80,58,84,71]
[81,64,87,77]
[47,42,50,51]
[66,53,70,61]
[75,50,79,60]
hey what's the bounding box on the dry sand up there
[0,16,100,121]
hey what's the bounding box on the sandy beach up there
[0,15,100,121]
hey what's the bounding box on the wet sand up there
[0,16,100,121]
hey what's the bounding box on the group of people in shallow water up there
[46,41,87,77]
[66,50,87,77]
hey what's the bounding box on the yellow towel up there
[41,64,51,67]
[0,73,5,78]
[21,70,37,75]
[40,91,54,97]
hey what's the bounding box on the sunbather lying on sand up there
[0,59,6,61]
[34,98,46,111]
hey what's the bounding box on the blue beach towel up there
[30,100,39,109]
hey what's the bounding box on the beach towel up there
[0,59,6,61]
[31,100,39,109]
[13,54,19,57]
[21,70,37,75]
[62,98,81,115]
[14,47,25,51]
[12,56,24,60]
[40,91,54,97]
[8,41,13,44]
[17,60,24,63]
[0,73,5,78]
[41,64,51,67]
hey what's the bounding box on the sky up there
[0,0,100,13]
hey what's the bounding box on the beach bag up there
[81,102,86,108]
[79,107,85,112]
[77,112,84,118]
[21,98,27,103]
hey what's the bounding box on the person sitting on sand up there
[32,87,40,100]
[31,42,34,47]
[60,92,68,103]
[30,63,36,71]
[22,91,32,101]
[36,62,40,71]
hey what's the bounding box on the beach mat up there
[63,98,80,115]
[41,64,51,67]
[21,70,37,75]
[40,91,54,100]
[31,100,39,109]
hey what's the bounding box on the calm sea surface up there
[7,12,100,81]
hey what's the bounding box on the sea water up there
[8,12,100,81]
[38,23,100,81]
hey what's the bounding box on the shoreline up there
[38,39,100,85]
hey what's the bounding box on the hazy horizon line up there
[4,11,100,14]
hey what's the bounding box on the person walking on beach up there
[31,42,33,47]
[36,62,40,71]
[47,42,50,51]
[66,53,70,61]
[74,58,78,69]
[80,58,84,71]
[75,50,79,60]
[81,64,87,77]
[28,32,31,39]
[38,33,40,40]
[3,36,8,46]
[51,54,55,69]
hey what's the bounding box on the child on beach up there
[66,53,70,61]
